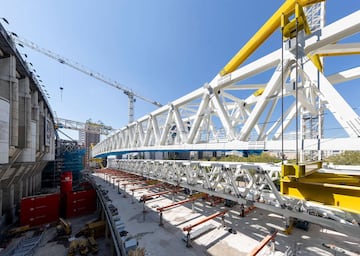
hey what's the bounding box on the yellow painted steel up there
[281,163,360,214]
[283,3,311,39]
[253,88,265,96]
[309,54,323,72]
[319,52,360,57]
[220,0,324,76]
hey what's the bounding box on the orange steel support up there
[141,189,182,201]
[122,181,146,186]
[247,230,278,256]
[183,210,228,232]
[157,198,196,212]
[130,183,164,192]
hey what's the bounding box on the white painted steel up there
[0,97,10,164]
[107,159,360,236]
[92,10,360,158]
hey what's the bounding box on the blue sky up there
[2,1,359,139]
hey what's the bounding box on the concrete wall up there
[0,27,57,226]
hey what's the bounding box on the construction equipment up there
[11,34,163,123]
[78,239,89,255]
[56,218,72,236]
[87,236,99,254]
[76,220,106,238]
[68,238,89,256]
[68,240,78,256]
[55,117,114,136]
[7,225,31,237]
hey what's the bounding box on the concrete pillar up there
[32,174,36,194]
[33,93,40,152]
[36,172,41,191]
[9,183,15,222]
[18,77,35,162]
[34,172,39,191]
[14,180,22,205]
[11,78,19,148]
[19,180,23,199]
[39,100,45,153]
[24,176,29,197]
[29,176,33,195]
[0,56,18,149]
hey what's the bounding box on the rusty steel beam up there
[247,230,278,256]
[141,189,182,201]
[121,180,146,186]
[157,198,196,212]
[183,210,228,232]
[130,183,164,192]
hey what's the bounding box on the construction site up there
[1,0,360,255]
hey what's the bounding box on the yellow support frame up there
[281,163,360,214]
[220,0,325,76]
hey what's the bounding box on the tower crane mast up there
[11,34,163,123]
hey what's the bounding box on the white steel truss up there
[92,10,360,158]
[107,159,360,236]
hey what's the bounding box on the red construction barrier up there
[20,193,60,226]
[60,171,73,195]
[65,189,97,218]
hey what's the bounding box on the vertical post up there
[117,181,121,194]
[123,184,126,198]
[186,231,191,248]
[221,215,225,227]
[159,211,163,226]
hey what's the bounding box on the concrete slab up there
[93,173,360,256]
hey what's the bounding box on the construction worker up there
[240,204,245,217]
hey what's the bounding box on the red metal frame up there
[141,189,182,201]
[157,198,196,212]
[247,230,278,256]
[183,210,228,232]
[130,183,164,192]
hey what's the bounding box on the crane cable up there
[295,6,300,165]
[281,15,285,164]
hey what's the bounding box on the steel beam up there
[183,210,228,232]
[281,164,360,214]
[109,159,360,237]
[248,230,278,256]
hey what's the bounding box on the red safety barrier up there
[20,193,60,226]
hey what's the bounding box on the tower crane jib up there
[11,34,163,124]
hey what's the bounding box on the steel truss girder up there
[92,10,360,158]
[108,159,360,236]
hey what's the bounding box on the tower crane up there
[11,34,163,123]
[55,117,115,136]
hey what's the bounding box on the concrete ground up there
[93,172,360,256]
[32,212,112,256]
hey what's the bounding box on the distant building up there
[79,122,100,167]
